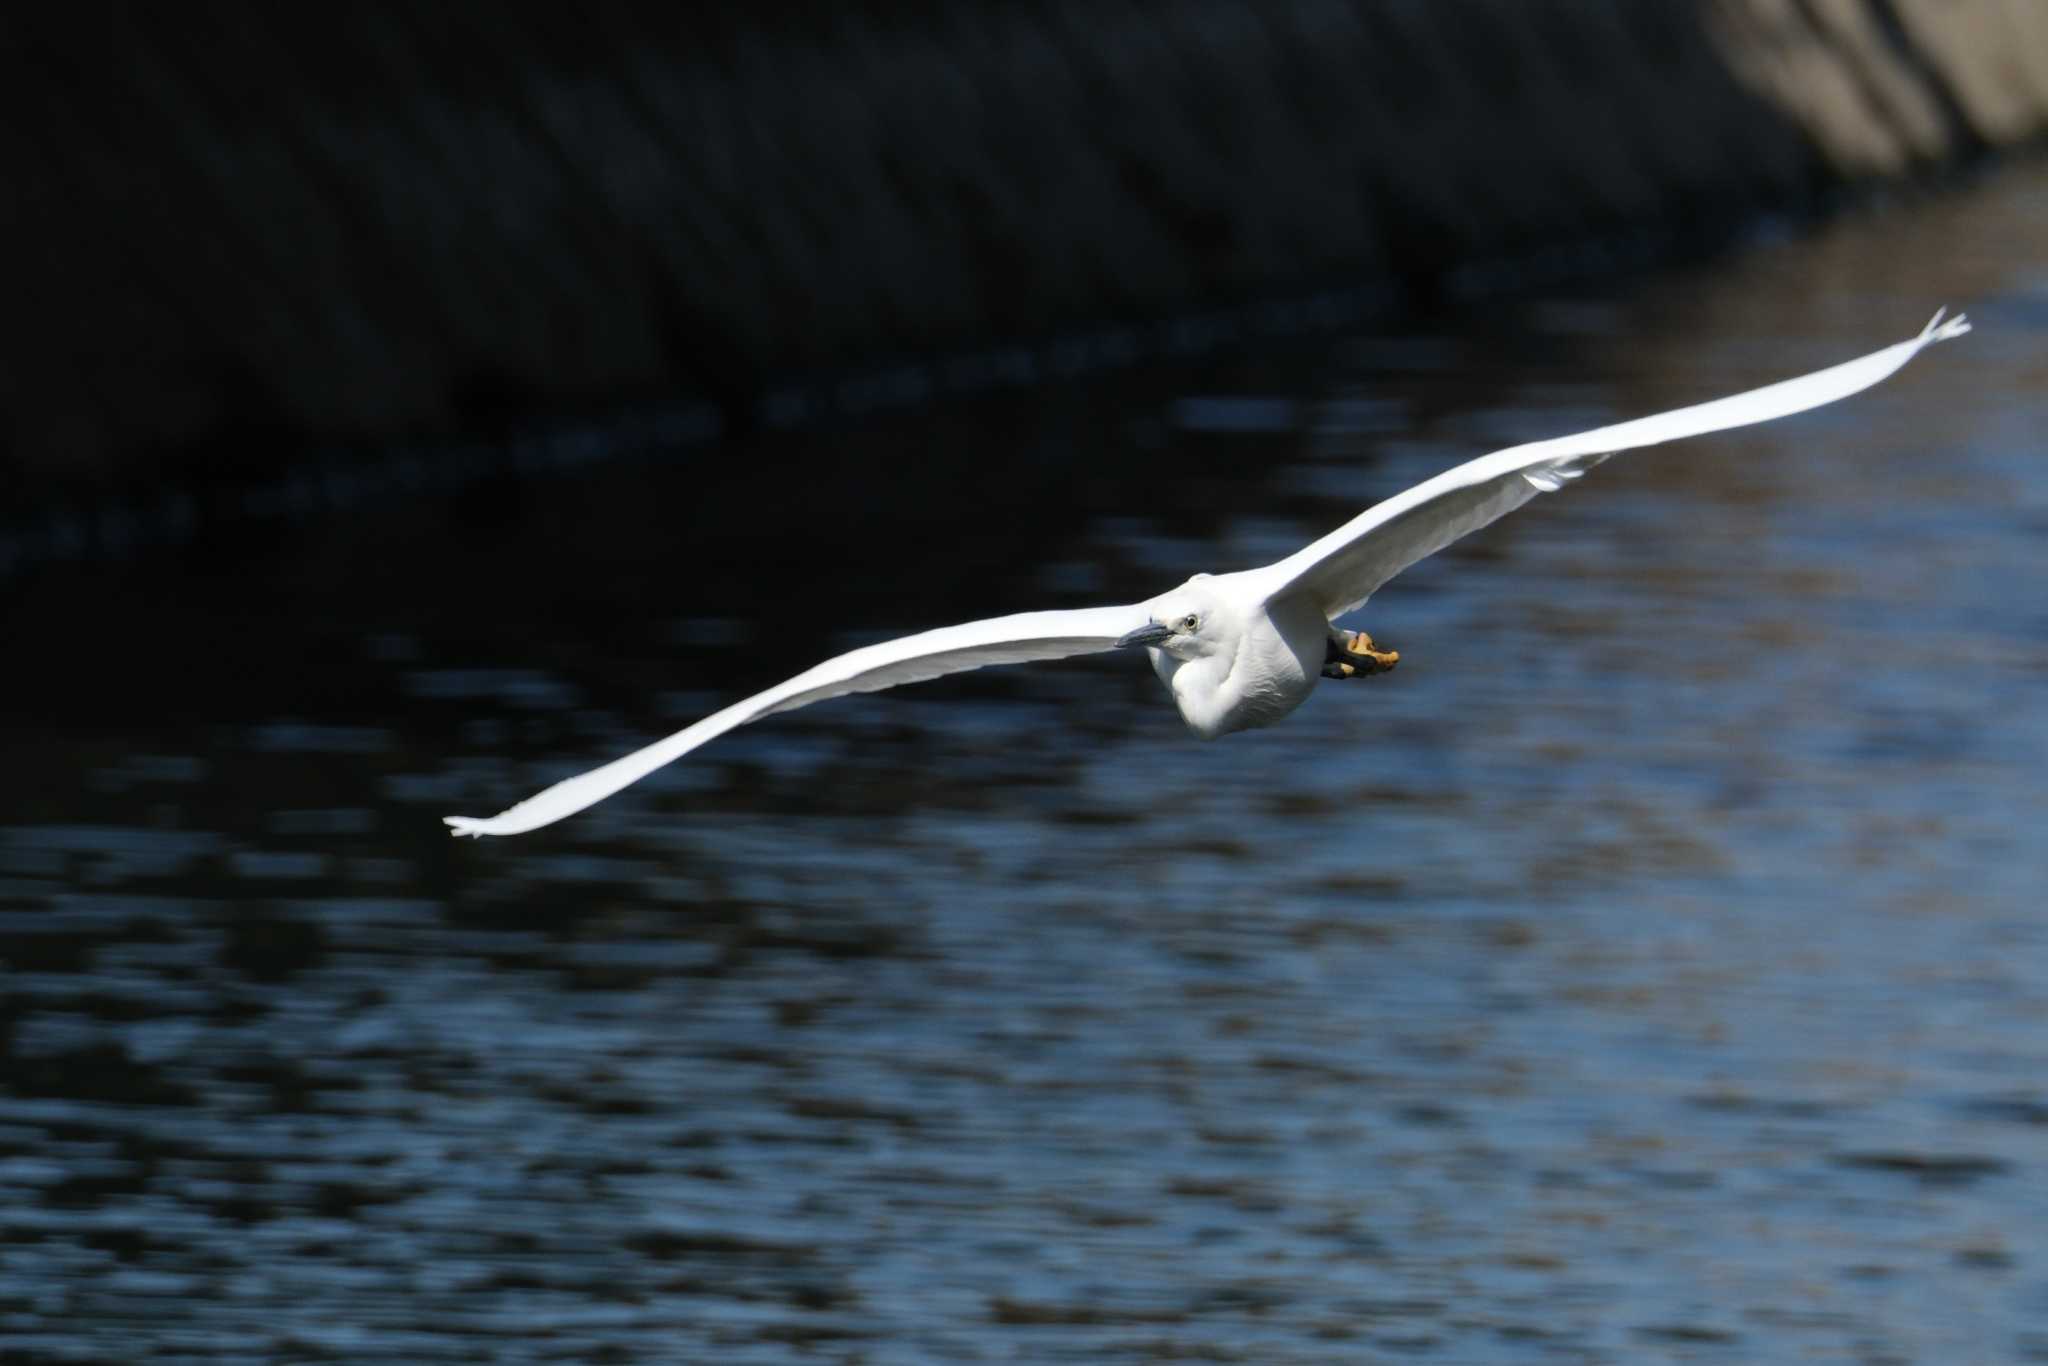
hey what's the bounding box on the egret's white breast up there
[1154,593,1328,739]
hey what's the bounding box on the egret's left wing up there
[445,602,1146,837]
[1259,310,1971,619]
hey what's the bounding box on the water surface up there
[4,167,2047,1363]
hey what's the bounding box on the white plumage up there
[447,310,1970,838]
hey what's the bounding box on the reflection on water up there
[5,166,2048,1362]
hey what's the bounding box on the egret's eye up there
[1180,614,1200,632]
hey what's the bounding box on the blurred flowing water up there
[4,167,2047,1364]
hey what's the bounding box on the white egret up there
[447,310,1970,837]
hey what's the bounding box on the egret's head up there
[1117,578,1227,661]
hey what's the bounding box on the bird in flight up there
[447,310,1970,838]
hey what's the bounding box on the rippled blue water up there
[4,166,2046,1363]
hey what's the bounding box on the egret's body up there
[447,312,1970,838]
[1138,576,1330,738]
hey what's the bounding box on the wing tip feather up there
[1922,308,1971,344]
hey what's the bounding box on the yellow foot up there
[1322,629,1400,680]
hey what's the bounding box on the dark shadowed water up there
[4,167,2047,1364]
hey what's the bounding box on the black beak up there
[1116,622,1175,649]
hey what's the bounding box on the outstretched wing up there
[1260,310,1972,619]
[445,603,1147,837]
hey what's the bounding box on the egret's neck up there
[1156,650,1238,738]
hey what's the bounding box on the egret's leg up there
[1322,629,1400,680]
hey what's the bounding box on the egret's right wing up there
[444,602,1148,838]
[1259,310,1972,618]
